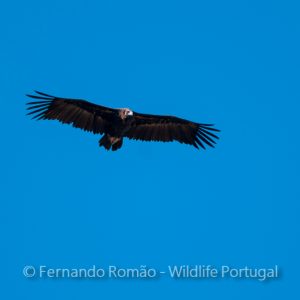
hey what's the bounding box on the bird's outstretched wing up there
[125,112,220,149]
[26,91,117,134]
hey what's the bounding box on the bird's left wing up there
[125,112,220,149]
[26,91,117,134]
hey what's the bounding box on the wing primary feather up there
[199,123,215,126]
[26,95,53,100]
[194,136,205,149]
[26,103,50,110]
[192,140,200,149]
[199,127,220,139]
[34,91,55,97]
[197,133,214,148]
[26,96,52,101]
[27,107,49,116]
[200,124,220,132]
[197,130,216,144]
[31,110,48,119]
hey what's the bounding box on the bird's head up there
[119,108,133,119]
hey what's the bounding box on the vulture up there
[26,91,220,151]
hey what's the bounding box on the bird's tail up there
[99,135,123,151]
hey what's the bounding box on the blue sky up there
[1,0,299,299]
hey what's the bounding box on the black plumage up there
[26,91,220,151]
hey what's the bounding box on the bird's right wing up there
[26,91,117,134]
[125,112,220,149]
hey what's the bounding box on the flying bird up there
[26,91,220,151]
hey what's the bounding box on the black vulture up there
[26,91,220,151]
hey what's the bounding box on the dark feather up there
[26,91,117,134]
[125,112,220,149]
[26,91,220,151]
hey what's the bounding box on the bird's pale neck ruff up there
[118,108,133,119]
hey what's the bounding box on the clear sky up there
[1,0,299,299]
